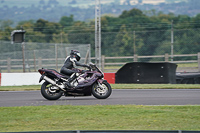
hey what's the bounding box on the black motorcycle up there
[38,63,112,100]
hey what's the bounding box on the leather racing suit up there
[60,55,89,88]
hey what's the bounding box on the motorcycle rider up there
[60,50,90,89]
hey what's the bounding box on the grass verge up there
[0,84,200,91]
[0,105,200,132]
[0,85,41,91]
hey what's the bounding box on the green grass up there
[0,85,41,91]
[0,85,199,132]
[1,84,200,91]
[177,63,198,67]
[0,105,200,132]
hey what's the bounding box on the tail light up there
[38,69,45,75]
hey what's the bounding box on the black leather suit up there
[60,55,88,76]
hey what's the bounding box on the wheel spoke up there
[95,83,108,96]
[92,81,112,99]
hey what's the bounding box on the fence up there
[0,42,91,73]
[0,29,200,72]
[100,53,200,73]
[1,53,200,73]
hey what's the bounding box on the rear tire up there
[41,81,63,100]
[92,80,112,99]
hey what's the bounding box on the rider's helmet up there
[70,50,81,61]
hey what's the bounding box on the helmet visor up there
[77,52,81,58]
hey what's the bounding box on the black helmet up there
[70,50,81,61]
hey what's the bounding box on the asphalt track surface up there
[0,89,200,107]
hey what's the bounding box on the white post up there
[95,0,101,68]
[55,44,58,70]
[171,20,174,62]
[133,31,136,55]
[198,52,200,72]
[22,42,25,72]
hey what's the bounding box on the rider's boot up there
[65,73,77,89]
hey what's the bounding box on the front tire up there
[92,81,112,99]
[41,81,63,100]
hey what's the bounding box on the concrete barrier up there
[0,73,41,86]
[104,73,115,84]
[0,72,116,86]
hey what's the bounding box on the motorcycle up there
[38,62,112,100]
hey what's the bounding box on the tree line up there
[0,8,200,57]
[1,0,200,25]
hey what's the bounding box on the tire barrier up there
[115,62,177,84]
[176,73,200,84]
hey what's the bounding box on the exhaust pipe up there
[43,76,65,90]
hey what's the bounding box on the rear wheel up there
[92,81,112,99]
[41,81,63,100]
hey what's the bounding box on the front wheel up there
[41,81,63,100]
[92,80,112,99]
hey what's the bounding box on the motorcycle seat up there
[48,69,70,79]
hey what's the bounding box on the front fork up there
[97,79,106,89]
[97,79,104,84]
